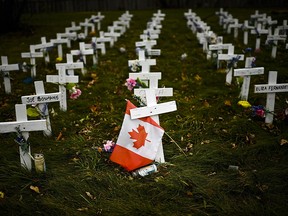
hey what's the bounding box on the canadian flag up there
[110,100,164,171]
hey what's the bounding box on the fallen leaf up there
[30,185,40,193]
[56,132,62,141]
[77,207,88,211]
[0,191,4,199]
[203,100,210,107]
[194,74,202,81]
[280,139,288,146]
[224,100,231,106]
[86,191,96,200]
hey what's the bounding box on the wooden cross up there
[254,71,288,124]
[56,53,84,75]
[33,37,54,63]
[228,19,242,38]
[0,104,47,170]
[70,42,94,74]
[50,35,69,59]
[135,40,161,57]
[234,57,264,100]
[80,18,95,37]
[218,46,244,85]
[104,27,121,47]
[57,32,77,48]
[21,45,43,77]
[21,81,61,137]
[98,31,113,50]
[128,50,156,73]
[130,89,177,163]
[208,43,233,68]
[89,12,105,30]
[251,23,269,50]
[266,28,287,58]
[46,65,79,111]
[0,56,19,94]
[66,21,82,33]
[242,20,255,45]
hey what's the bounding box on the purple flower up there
[125,78,137,91]
[103,140,115,153]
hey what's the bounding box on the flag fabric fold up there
[110,100,164,171]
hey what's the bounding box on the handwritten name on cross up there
[21,45,43,77]
[251,23,269,50]
[46,66,79,111]
[254,71,288,124]
[71,42,93,74]
[266,28,287,58]
[0,56,19,94]
[33,37,54,63]
[234,57,264,100]
[0,104,47,170]
[128,50,156,73]
[21,81,61,137]
[218,46,244,85]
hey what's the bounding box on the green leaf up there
[27,107,40,117]
[66,83,76,90]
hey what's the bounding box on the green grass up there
[1,8,288,215]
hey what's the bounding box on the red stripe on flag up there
[110,145,153,171]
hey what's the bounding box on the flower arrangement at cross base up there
[66,83,82,100]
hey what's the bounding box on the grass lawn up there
[0,8,288,216]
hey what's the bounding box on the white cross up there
[130,89,177,163]
[33,37,54,63]
[89,12,105,30]
[250,10,266,27]
[66,21,82,33]
[71,42,94,74]
[80,18,95,37]
[21,81,61,137]
[135,40,160,57]
[50,35,69,59]
[208,43,233,68]
[242,20,255,45]
[98,31,113,50]
[104,27,121,47]
[251,23,269,50]
[56,54,84,75]
[0,104,47,170]
[266,28,287,58]
[222,14,234,32]
[215,8,225,25]
[128,50,156,73]
[46,65,79,111]
[56,32,77,48]
[228,19,242,38]
[254,71,288,124]
[234,57,264,100]
[278,20,288,36]
[21,45,43,77]
[218,46,244,85]
[0,56,19,94]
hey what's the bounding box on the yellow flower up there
[237,100,251,108]
[0,191,4,199]
[56,57,63,62]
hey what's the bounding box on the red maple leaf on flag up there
[128,124,151,149]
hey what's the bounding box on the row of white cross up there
[0,11,133,171]
[216,8,287,58]
[128,10,177,164]
[185,9,288,125]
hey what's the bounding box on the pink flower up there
[103,140,115,152]
[70,87,82,100]
[125,78,137,91]
[255,109,265,118]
